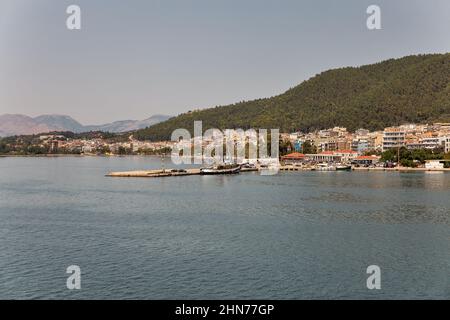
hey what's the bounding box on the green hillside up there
[133,54,450,141]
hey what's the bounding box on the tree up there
[302,141,317,154]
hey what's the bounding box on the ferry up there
[200,163,241,175]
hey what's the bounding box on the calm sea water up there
[0,156,449,299]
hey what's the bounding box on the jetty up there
[106,165,450,178]
[106,167,258,178]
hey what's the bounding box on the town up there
[1,122,450,169]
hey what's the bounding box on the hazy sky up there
[0,0,449,124]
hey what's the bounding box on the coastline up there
[2,155,449,172]
[0,154,165,158]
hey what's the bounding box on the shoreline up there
[2,155,449,172]
[0,154,165,158]
[351,167,450,172]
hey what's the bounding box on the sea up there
[0,156,449,299]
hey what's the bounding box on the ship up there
[200,163,241,175]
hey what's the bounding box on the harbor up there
[106,166,258,177]
[106,164,450,177]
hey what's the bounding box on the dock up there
[106,167,258,178]
[106,165,450,178]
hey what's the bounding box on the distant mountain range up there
[0,114,171,137]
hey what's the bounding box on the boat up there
[259,162,280,175]
[200,163,241,175]
[241,162,256,169]
[316,163,336,171]
[335,164,352,171]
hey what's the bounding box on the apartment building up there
[382,127,406,151]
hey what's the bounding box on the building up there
[425,160,445,169]
[352,139,370,153]
[355,128,370,137]
[333,150,358,162]
[293,140,303,152]
[353,155,380,166]
[281,152,305,164]
[446,137,450,153]
[382,127,406,151]
[318,140,338,152]
[305,151,342,163]
[421,137,443,150]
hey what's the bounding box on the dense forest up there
[132,53,450,141]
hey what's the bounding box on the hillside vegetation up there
[133,54,450,141]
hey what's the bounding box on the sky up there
[0,0,449,125]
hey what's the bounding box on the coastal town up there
[1,122,450,170]
[280,122,450,170]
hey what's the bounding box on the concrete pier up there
[106,165,450,177]
[106,167,258,177]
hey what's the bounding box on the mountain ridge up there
[0,114,172,137]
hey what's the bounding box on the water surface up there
[0,157,449,299]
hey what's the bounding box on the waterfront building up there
[333,150,358,162]
[305,151,342,163]
[353,155,380,166]
[425,160,445,169]
[281,152,305,164]
[382,127,406,151]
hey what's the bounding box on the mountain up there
[33,114,85,133]
[0,114,55,137]
[132,53,450,141]
[0,114,171,137]
[84,115,172,133]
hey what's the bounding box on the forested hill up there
[133,54,450,141]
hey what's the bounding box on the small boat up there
[316,163,336,171]
[335,164,352,171]
[200,163,241,175]
[241,162,256,169]
[259,163,280,175]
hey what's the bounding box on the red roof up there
[282,152,305,159]
[356,156,378,160]
[319,151,335,155]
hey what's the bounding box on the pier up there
[106,167,258,178]
[106,165,450,177]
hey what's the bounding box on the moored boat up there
[335,164,352,171]
[200,163,241,175]
[316,163,336,171]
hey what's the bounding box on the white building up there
[421,137,444,150]
[382,127,406,152]
[425,160,444,169]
